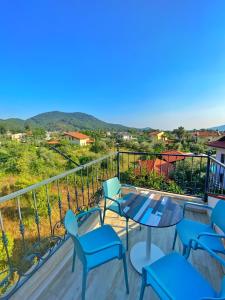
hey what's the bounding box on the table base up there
[130,242,164,274]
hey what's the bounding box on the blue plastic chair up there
[64,208,129,300]
[172,200,225,256]
[139,239,225,300]
[102,177,137,250]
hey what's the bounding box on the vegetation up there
[120,167,184,194]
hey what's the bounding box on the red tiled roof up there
[192,131,221,138]
[149,131,160,136]
[161,150,186,163]
[135,159,174,178]
[47,140,60,145]
[64,132,90,140]
[207,136,225,149]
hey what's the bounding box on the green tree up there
[173,126,186,142]
[0,125,6,134]
[90,140,108,153]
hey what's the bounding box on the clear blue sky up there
[0,1,225,130]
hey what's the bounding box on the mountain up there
[209,124,225,131]
[0,118,25,131]
[0,111,132,131]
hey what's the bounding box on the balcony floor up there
[37,192,223,300]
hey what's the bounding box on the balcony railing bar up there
[0,152,117,204]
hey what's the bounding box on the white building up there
[64,132,93,146]
[208,136,225,187]
[11,133,26,141]
[118,132,133,141]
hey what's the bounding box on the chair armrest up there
[105,196,122,214]
[188,238,225,267]
[76,207,103,226]
[197,232,225,240]
[121,184,137,191]
[183,202,212,217]
[83,240,123,257]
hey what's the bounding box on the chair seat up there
[145,252,217,300]
[79,224,125,270]
[107,198,127,217]
[176,218,225,253]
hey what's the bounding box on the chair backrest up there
[103,177,121,199]
[64,210,86,264]
[211,200,225,232]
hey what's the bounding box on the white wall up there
[65,136,88,146]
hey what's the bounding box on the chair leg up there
[139,225,142,231]
[139,281,146,300]
[126,218,129,251]
[72,247,76,272]
[122,254,129,294]
[82,268,88,300]
[103,208,107,224]
[172,229,177,250]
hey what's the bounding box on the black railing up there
[208,156,225,196]
[117,150,225,200]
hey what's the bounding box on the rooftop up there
[161,150,186,163]
[192,131,221,138]
[207,136,225,149]
[135,158,174,178]
[64,131,90,140]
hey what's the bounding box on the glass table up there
[121,192,183,273]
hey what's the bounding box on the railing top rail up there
[210,156,225,168]
[0,152,117,204]
[118,151,208,158]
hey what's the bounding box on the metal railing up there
[0,150,225,298]
[208,156,225,196]
[117,151,208,198]
[0,152,117,299]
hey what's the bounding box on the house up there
[10,133,26,141]
[118,132,133,141]
[191,130,221,142]
[149,131,167,142]
[207,136,225,186]
[64,131,93,146]
[135,158,174,179]
[161,150,186,163]
[45,132,51,141]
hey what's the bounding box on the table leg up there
[130,227,164,274]
[146,227,151,259]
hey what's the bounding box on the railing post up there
[204,152,211,202]
[116,144,120,179]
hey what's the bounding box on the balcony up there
[0,151,225,299]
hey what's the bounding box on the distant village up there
[1,128,225,170]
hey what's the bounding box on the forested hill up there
[0,111,131,131]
